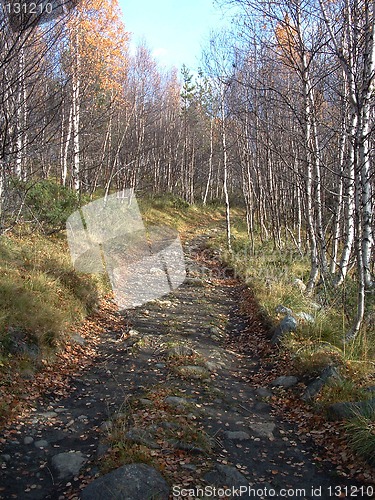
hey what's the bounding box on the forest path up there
[0,234,370,499]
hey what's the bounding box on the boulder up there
[327,398,375,421]
[7,327,40,359]
[166,345,195,358]
[275,305,293,316]
[302,366,341,401]
[271,315,297,344]
[271,376,298,388]
[80,464,169,500]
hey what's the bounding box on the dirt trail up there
[0,234,373,499]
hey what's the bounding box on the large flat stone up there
[80,464,169,500]
[271,376,298,388]
[51,451,86,480]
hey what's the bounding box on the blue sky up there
[118,0,230,71]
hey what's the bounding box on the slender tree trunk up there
[72,28,81,192]
[15,46,25,180]
[335,101,356,285]
[346,147,366,340]
[62,105,73,187]
[303,69,319,292]
[331,96,347,274]
[203,118,214,205]
[221,86,231,252]
[312,107,328,275]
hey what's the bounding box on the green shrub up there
[24,179,80,234]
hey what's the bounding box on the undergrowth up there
[0,230,108,364]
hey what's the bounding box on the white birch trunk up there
[72,28,80,193]
[221,85,231,253]
[62,105,73,187]
[203,118,214,205]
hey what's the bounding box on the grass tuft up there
[345,407,375,465]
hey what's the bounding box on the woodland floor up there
[0,233,374,499]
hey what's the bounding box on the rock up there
[254,402,271,412]
[204,464,248,488]
[139,398,153,407]
[54,407,66,413]
[224,431,251,441]
[128,329,140,337]
[80,463,169,500]
[164,396,189,408]
[24,436,34,445]
[205,360,221,372]
[126,428,160,449]
[248,422,275,439]
[34,440,49,448]
[327,398,375,421]
[176,365,210,379]
[365,386,375,394]
[275,304,293,316]
[100,421,113,432]
[7,327,40,359]
[71,333,86,345]
[293,278,307,292]
[271,315,297,344]
[39,411,57,419]
[295,311,315,323]
[181,463,197,471]
[271,376,298,388]
[155,363,165,368]
[166,345,195,358]
[1,454,11,463]
[96,443,110,459]
[255,387,273,399]
[184,277,204,286]
[302,366,341,401]
[51,451,86,480]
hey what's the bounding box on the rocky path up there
[0,235,373,499]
